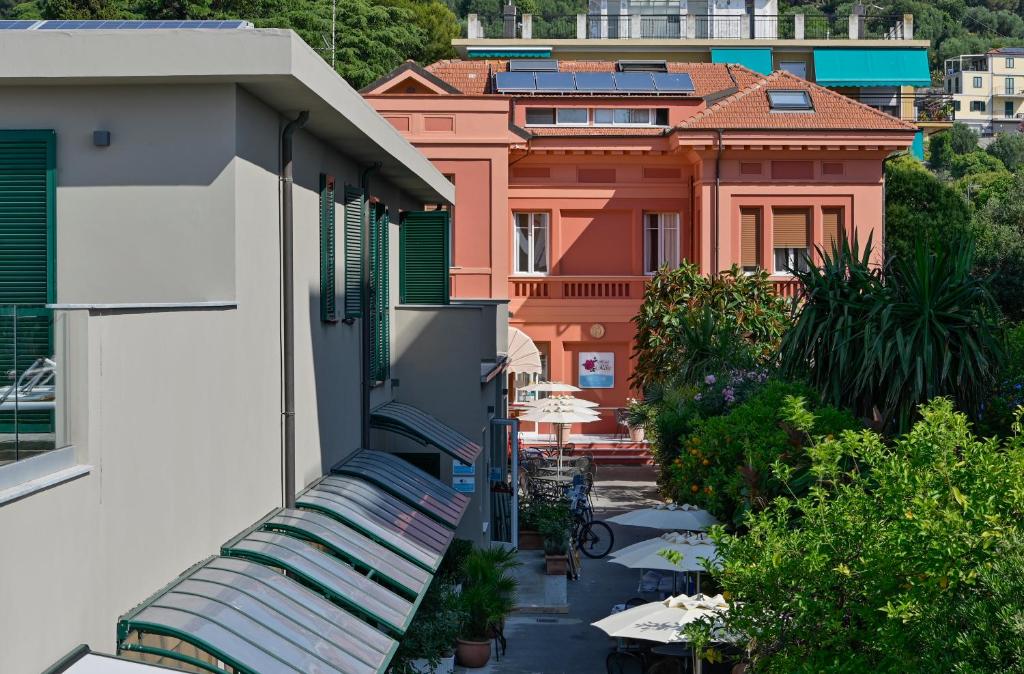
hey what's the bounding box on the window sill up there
[0,446,91,507]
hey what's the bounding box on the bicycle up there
[572,498,614,559]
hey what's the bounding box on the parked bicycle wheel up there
[578,520,614,558]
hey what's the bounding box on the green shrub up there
[782,233,1005,434]
[632,262,789,390]
[691,399,1024,673]
[949,150,1005,179]
[885,155,973,264]
[661,381,859,528]
[987,131,1024,171]
[978,322,1024,436]
[390,580,464,673]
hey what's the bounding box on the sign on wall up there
[453,460,476,494]
[579,352,614,389]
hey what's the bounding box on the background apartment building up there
[0,24,512,673]
[944,47,1024,136]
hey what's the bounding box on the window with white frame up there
[974,76,983,88]
[514,212,549,274]
[556,108,588,125]
[1008,57,1015,68]
[1007,77,1016,95]
[643,212,680,274]
[594,108,668,126]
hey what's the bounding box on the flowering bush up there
[662,381,859,528]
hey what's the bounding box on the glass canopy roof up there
[369,401,482,464]
[333,449,470,529]
[117,556,397,674]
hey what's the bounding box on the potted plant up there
[626,397,649,442]
[517,499,544,550]
[456,547,519,668]
[390,581,463,674]
[537,500,572,575]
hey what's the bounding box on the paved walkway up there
[461,466,663,674]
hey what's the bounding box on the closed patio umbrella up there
[607,504,719,532]
[506,327,543,375]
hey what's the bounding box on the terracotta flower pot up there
[628,426,645,442]
[518,529,544,550]
[455,638,491,668]
[545,553,569,575]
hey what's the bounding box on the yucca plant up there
[782,233,1004,434]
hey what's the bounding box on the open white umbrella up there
[506,327,543,375]
[593,594,730,674]
[610,534,719,574]
[525,394,598,409]
[519,399,598,473]
[607,504,719,531]
[521,380,581,393]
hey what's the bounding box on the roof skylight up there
[767,90,814,111]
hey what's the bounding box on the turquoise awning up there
[711,48,773,75]
[813,48,931,87]
[466,47,552,59]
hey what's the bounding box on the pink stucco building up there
[364,59,916,433]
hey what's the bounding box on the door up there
[1006,101,1015,119]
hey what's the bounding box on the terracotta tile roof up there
[679,70,918,131]
[423,59,757,98]
[527,126,668,137]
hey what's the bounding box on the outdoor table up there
[533,474,575,484]
[649,643,691,657]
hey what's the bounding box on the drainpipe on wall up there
[713,129,724,275]
[360,163,382,450]
[281,110,309,509]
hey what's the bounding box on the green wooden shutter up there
[0,130,55,434]
[319,174,337,322]
[400,210,450,305]
[343,185,364,319]
[370,204,391,384]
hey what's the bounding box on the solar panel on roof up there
[509,59,558,72]
[13,19,251,30]
[573,72,617,93]
[653,72,695,93]
[535,72,576,92]
[614,72,657,92]
[494,71,537,92]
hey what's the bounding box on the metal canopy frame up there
[332,449,470,528]
[260,507,433,600]
[221,529,419,636]
[297,474,454,572]
[117,556,397,674]
[369,401,482,464]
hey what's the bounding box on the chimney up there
[503,2,519,39]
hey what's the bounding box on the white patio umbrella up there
[521,380,581,393]
[592,594,730,674]
[610,532,719,593]
[525,394,598,408]
[607,504,719,532]
[519,400,599,473]
[506,327,543,375]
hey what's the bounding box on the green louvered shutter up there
[319,174,337,322]
[343,185,364,319]
[400,210,449,305]
[370,204,390,384]
[0,131,55,434]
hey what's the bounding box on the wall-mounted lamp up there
[92,130,111,147]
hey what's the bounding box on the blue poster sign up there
[579,351,614,389]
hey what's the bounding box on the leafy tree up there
[631,263,789,391]
[928,130,955,170]
[974,173,1024,320]
[781,233,1004,433]
[885,154,973,263]
[948,121,979,154]
[689,399,1024,673]
[988,132,1024,171]
[949,149,1006,179]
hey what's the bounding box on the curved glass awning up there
[117,556,397,674]
[370,401,482,464]
[332,449,469,529]
[296,474,454,572]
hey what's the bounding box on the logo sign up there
[579,351,614,389]
[452,476,476,493]
[453,460,475,476]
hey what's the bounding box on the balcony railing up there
[509,276,645,300]
[467,11,913,41]
[0,305,66,467]
[509,276,802,301]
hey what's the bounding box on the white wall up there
[0,82,422,672]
